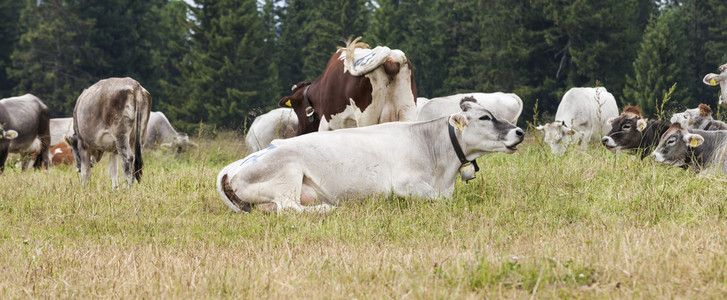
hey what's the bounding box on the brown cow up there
[278,37,417,135]
[70,77,151,188]
[50,142,74,165]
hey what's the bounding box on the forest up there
[1,0,726,131]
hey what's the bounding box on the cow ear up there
[703,73,724,86]
[636,119,647,132]
[683,133,704,148]
[449,114,468,131]
[535,125,545,131]
[607,117,616,126]
[278,96,297,108]
[4,130,17,140]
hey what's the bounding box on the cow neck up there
[303,85,317,123]
[447,120,479,173]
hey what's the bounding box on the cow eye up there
[622,124,631,130]
[479,115,491,121]
[667,138,676,145]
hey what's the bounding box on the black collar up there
[448,120,479,172]
[303,85,316,123]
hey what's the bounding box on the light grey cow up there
[50,117,74,146]
[416,92,523,124]
[670,103,727,131]
[70,77,151,188]
[145,111,197,152]
[245,108,298,153]
[0,94,51,172]
[703,63,727,105]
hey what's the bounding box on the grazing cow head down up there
[161,133,198,153]
[453,97,524,155]
[601,105,650,152]
[670,103,714,130]
[652,123,703,167]
[703,63,727,105]
[535,121,578,154]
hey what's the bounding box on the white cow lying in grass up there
[536,87,619,154]
[417,92,523,124]
[217,98,524,213]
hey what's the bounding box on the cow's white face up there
[670,104,713,130]
[452,99,524,156]
[703,63,727,105]
[535,121,577,154]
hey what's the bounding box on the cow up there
[278,37,417,135]
[670,103,727,131]
[50,117,74,146]
[652,123,727,173]
[416,92,523,124]
[70,77,151,188]
[50,142,74,165]
[416,97,431,116]
[0,94,51,173]
[217,98,525,213]
[536,87,619,154]
[145,111,197,152]
[703,63,727,105]
[601,105,671,158]
[245,108,298,153]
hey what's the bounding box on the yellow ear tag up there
[638,122,646,131]
[689,138,699,147]
[455,121,463,131]
[285,99,292,107]
[710,78,717,86]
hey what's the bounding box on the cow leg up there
[20,156,31,171]
[117,140,134,187]
[108,153,119,189]
[0,147,7,173]
[79,146,92,187]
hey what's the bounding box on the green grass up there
[1,132,727,298]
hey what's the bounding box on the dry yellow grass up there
[1,131,727,298]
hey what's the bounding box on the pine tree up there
[623,7,693,117]
[0,0,25,98]
[8,0,101,117]
[165,0,274,130]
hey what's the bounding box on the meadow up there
[1,130,727,298]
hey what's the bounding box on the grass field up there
[1,130,727,298]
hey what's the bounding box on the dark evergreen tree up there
[164,0,275,130]
[8,0,101,117]
[623,7,693,117]
[0,0,25,98]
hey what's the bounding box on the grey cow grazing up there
[0,94,51,172]
[70,78,151,188]
[145,111,197,152]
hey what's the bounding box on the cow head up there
[670,103,713,130]
[161,133,198,153]
[452,97,524,155]
[278,81,317,135]
[0,125,18,141]
[601,105,649,152]
[652,123,702,167]
[535,121,579,154]
[703,63,727,105]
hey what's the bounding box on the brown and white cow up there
[0,94,51,173]
[703,63,727,105]
[70,77,151,187]
[652,123,727,173]
[670,103,727,131]
[50,142,74,166]
[601,105,671,158]
[278,37,417,135]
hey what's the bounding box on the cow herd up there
[3,40,727,214]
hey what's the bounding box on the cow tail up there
[133,86,148,183]
[34,102,52,169]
